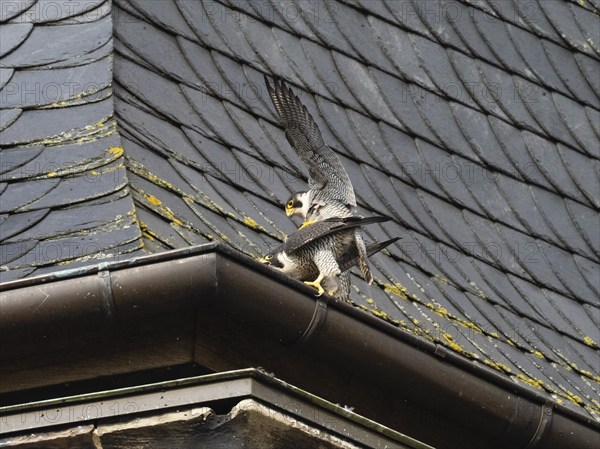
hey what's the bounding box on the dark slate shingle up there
[552,93,600,158]
[5,194,135,243]
[538,0,595,56]
[542,39,600,110]
[2,57,111,109]
[0,23,33,58]
[0,16,112,68]
[0,97,113,146]
[507,23,568,93]
[0,0,36,22]
[0,209,49,241]
[0,178,58,212]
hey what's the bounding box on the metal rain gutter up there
[0,243,598,449]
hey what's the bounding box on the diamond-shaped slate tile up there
[553,93,600,158]
[445,1,502,65]
[564,199,600,258]
[523,131,591,206]
[542,40,600,110]
[539,0,594,55]
[126,0,196,40]
[447,50,509,121]
[507,24,568,93]
[512,0,562,43]
[487,117,553,190]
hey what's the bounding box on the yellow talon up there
[298,220,317,230]
[304,280,325,296]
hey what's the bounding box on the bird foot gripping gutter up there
[304,279,326,296]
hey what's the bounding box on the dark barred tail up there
[354,228,373,284]
[334,271,351,301]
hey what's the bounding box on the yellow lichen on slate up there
[127,159,181,194]
[532,350,545,359]
[244,217,259,229]
[364,302,401,327]
[442,333,475,358]
[138,221,156,241]
[139,192,183,227]
[483,359,512,374]
[432,274,448,284]
[383,283,408,300]
[583,336,597,348]
[38,117,116,147]
[426,301,484,334]
[516,373,544,390]
[146,195,162,206]
[109,146,124,157]
[435,305,449,318]
[564,390,584,406]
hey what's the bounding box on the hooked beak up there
[285,207,295,217]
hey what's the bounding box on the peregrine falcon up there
[259,215,390,297]
[335,237,400,300]
[264,76,374,285]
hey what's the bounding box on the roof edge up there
[0,244,598,449]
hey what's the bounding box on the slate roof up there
[1,0,599,424]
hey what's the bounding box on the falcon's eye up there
[286,200,294,208]
[265,254,272,260]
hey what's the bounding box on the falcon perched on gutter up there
[260,216,392,297]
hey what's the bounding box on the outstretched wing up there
[265,76,356,207]
[282,216,390,254]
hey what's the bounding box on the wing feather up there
[282,216,389,254]
[265,76,356,206]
